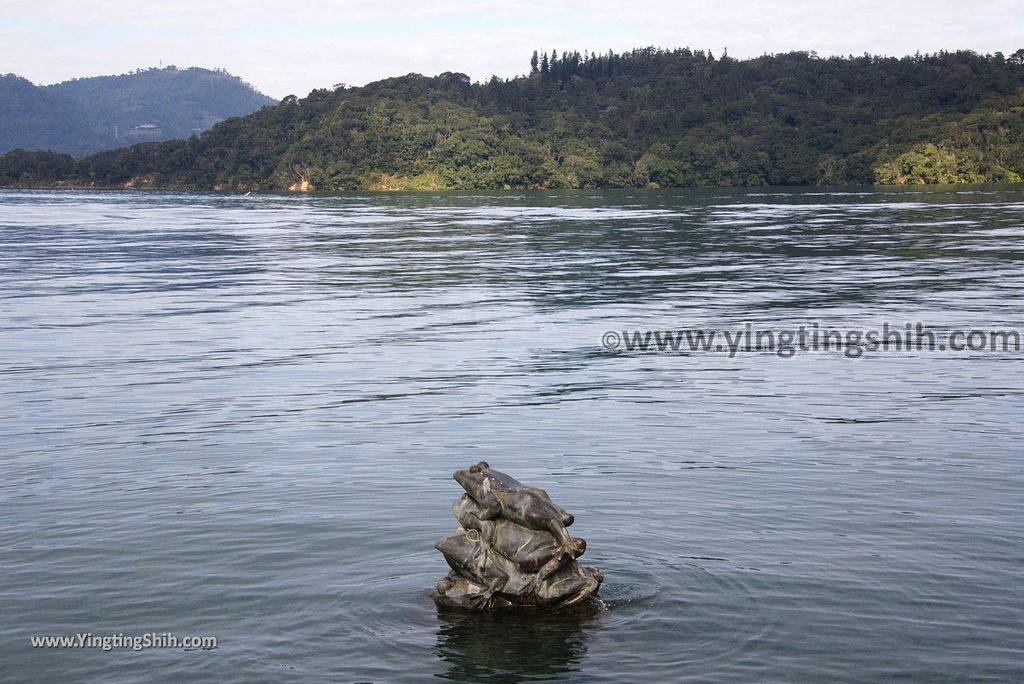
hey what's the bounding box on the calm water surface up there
[1,188,1022,682]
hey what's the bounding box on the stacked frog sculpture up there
[432,461,603,610]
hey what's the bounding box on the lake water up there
[1,188,1022,683]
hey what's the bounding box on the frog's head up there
[453,461,491,494]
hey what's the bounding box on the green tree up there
[5,48,1024,190]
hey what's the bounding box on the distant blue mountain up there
[0,66,276,155]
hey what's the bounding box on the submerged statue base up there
[431,462,603,611]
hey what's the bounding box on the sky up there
[2,1,1022,99]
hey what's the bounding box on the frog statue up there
[431,462,603,610]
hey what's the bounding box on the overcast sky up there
[3,1,1022,99]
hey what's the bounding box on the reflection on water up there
[1,187,1023,683]
[434,607,598,683]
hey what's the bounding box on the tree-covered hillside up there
[3,48,1024,189]
[0,67,275,155]
[0,75,103,155]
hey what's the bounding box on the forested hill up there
[3,48,1024,189]
[0,67,275,155]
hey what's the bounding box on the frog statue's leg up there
[535,537,587,580]
[514,486,584,556]
[473,493,503,520]
[467,545,510,610]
